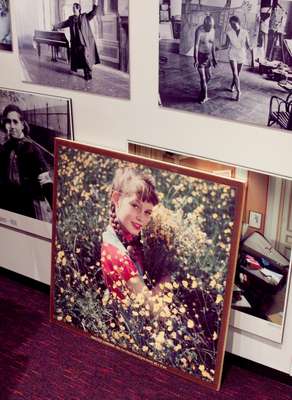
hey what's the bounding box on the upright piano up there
[33,30,70,63]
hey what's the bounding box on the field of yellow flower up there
[53,146,236,383]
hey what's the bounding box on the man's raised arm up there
[86,0,99,20]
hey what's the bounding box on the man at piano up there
[53,0,100,81]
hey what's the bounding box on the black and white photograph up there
[0,0,12,51]
[159,0,292,132]
[0,88,73,238]
[16,0,129,99]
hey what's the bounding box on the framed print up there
[128,141,292,344]
[51,138,245,390]
[159,0,292,133]
[0,0,12,51]
[0,88,73,238]
[15,0,130,99]
[248,210,262,229]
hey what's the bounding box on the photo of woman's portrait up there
[52,141,245,390]
[0,104,53,221]
[0,88,73,237]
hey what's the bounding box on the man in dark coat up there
[54,0,100,81]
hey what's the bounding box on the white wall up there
[1,0,292,377]
[16,0,47,46]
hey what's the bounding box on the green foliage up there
[53,146,236,383]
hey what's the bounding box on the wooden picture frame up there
[50,138,246,390]
[248,211,262,229]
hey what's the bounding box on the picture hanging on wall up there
[51,138,245,390]
[159,0,292,132]
[0,0,12,51]
[0,88,73,238]
[128,141,292,344]
[15,0,130,99]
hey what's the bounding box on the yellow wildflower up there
[209,279,216,288]
[164,282,173,290]
[191,280,198,289]
[163,294,173,304]
[215,294,223,304]
[65,315,72,323]
[170,332,177,339]
[179,306,186,314]
[187,319,195,329]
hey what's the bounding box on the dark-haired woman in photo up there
[0,104,53,220]
[222,15,252,101]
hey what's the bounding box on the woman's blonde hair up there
[111,167,159,206]
[109,168,159,266]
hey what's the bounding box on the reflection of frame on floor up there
[159,0,292,132]
[15,0,130,99]
[51,138,245,391]
[0,88,73,238]
[128,141,292,344]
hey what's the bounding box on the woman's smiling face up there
[114,193,154,236]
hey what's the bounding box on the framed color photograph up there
[0,88,73,238]
[15,0,130,99]
[51,138,245,390]
[0,0,12,51]
[128,141,292,344]
[159,0,292,133]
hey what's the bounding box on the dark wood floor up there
[1,267,292,400]
[19,47,130,99]
[159,45,290,131]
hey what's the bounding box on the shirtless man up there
[194,16,217,104]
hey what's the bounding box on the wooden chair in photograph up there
[267,95,292,131]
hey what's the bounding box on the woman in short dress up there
[223,16,251,101]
